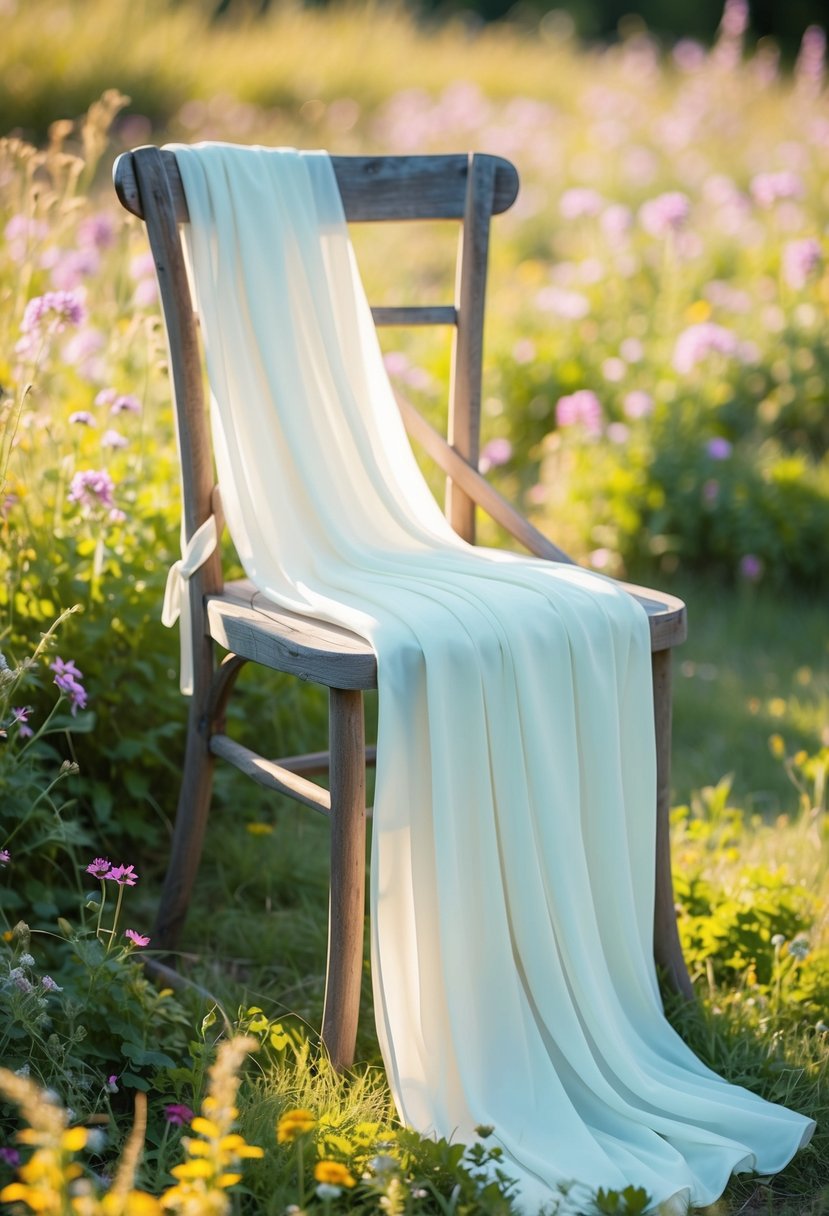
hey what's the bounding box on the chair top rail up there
[114,149,520,225]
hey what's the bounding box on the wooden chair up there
[113,146,692,1070]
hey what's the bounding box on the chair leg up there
[322,687,367,1070]
[651,648,695,1000]
[153,692,216,954]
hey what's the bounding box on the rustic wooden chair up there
[113,146,692,1070]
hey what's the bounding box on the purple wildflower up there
[750,171,804,209]
[106,1075,119,1093]
[41,975,62,993]
[102,429,128,449]
[479,438,513,473]
[164,1104,194,1127]
[11,707,30,725]
[106,864,138,887]
[63,327,105,377]
[0,849,10,865]
[51,657,88,716]
[739,554,764,582]
[555,390,603,437]
[20,290,86,334]
[673,322,739,374]
[78,213,116,251]
[706,437,733,461]
[782,238,822,290]
[50,248,100,292]
[639,192,690,237]
[0,1147,21,1168]
[69,411,96,427]
[110,394,141,415]
[94,388,118,408]
[559,188,604,220]
[68,469,116,512]
[124,929,150,948]
[86,857,112,879]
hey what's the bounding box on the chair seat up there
[206,576,686,691]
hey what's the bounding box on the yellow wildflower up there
[314,1161,356,1188]
[277,1109,316,1143]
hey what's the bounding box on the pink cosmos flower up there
[164,1104,195,1126]
[86,857,112,879]
[555,390,603,437]
[68,469,116,512]
[639,192,690,237]
[107,864,138,887]
[673,322,739,374]
[124,929,150,948]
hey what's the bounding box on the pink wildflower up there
[673,322,739,373]
[110,394,141,415]
[782,238,822,290]
[0,849,10,865]
[559,188,603,220]
[106,864,138,887]
[41,975,62,993]
[102,429,128,449]
[706,437,733,460]
[0,1147,21,1168]
[20,290,86,334]
[124,929,150,948]
[78,213,116,251]
[69,411,96,427]
[639,192,690,237]
[622,391,654,419]
[50,248,100,292]
[68,468,116,512]
[164,1104,194,1127]
[750,171,804,209]
[86,857,112,879]
[94,388,118,408]
[535,286,590,319]
[479,438,513,473]
[555,390,603,437]
[4,216,48,262]
[51,657,87,716]
[739,554,763,581]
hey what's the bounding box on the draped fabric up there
[169,143,814,1212]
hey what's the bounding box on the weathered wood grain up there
[209,732,332,813]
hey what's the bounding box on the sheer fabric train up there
[170,143,814,1212]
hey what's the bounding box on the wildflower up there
[130,252,156,281]
[20,289,87,335]
[559,187,603,220]
[535,285,590,319]
[479,438,512,473]
[555,390,603,437]
[19,954,34,968]
[601,357,626,383]
[11,706,30,726]
[750,171,804,209]
[369,1155,398,1174]
[124,929,151,948]
[277,1109,316,1143]
[110,394,141,415]
[68,468,116,512]
[789,938,810,962]
[622,390,653,419]
[50,248,101,292]
[102,428,129,449]
[41,976,62,993]
[107,864,138,887]
[165,1104,195,1126]
[771,933,786,947]
[600,204,633,239]
[63,327,106,377]
[738,554,763,582]
[316,1183,343,1200]
[69,410,97,426]
[4,216,48,263]
[51,658,88,716]
[314,1161,356,1188]
[94,387,118,407]
[673,322,739,374]
[639,192,690,237]
[706,437,733,461]
[0,1146,21,1168]
[87,857,112,878]
[795,25,826,97]
[0,850,9,865]
[78,213,116,251]
[107,1075,119,1093]
[782,238,822,291]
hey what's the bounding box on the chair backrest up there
[113,147,520,589]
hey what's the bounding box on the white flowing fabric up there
[170,143,814,1212]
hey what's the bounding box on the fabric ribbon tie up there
[162,514,218,695]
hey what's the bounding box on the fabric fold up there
[167,141,815,1212]
[162,513,218,694]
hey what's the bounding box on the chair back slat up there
[114,149,518,223]
[114,144,519,569]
